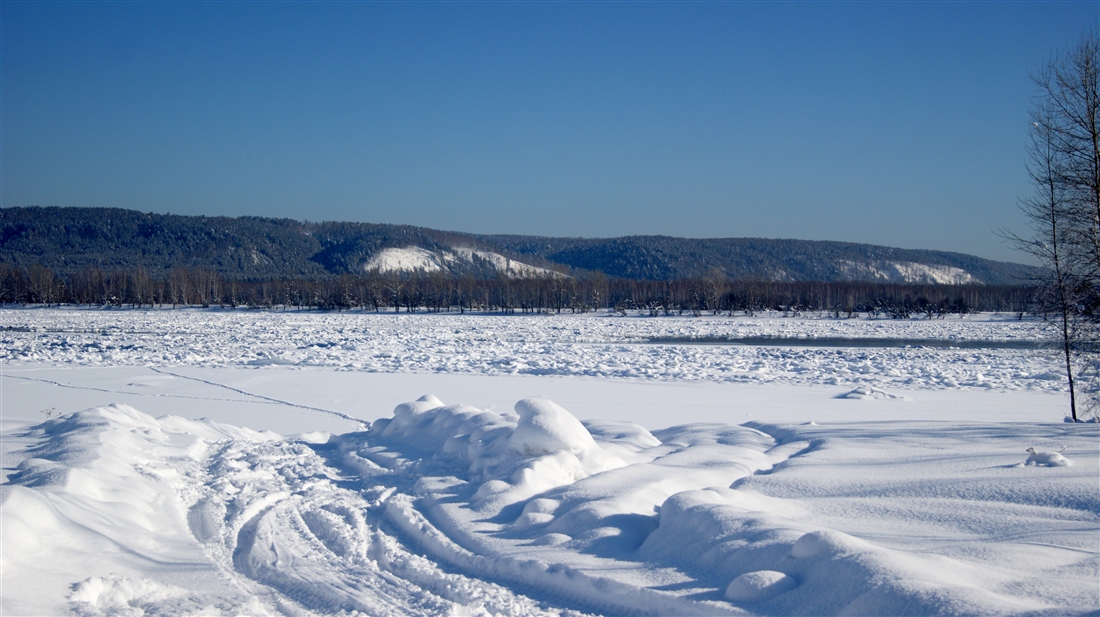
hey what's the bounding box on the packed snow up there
[2,308,1097,616]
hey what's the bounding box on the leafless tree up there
[27,264,59,305]
[1018,104,1081,419]
[1011,30,1099,421]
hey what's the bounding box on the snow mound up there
[836,386,908,400]
[5,395,1097,616]
[724,570,798,602]
[510,398,598,456]
[367,395,625,505]
[1021,446,1073,467]
[2,405,282,616]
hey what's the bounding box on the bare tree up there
[1019,104,1080,420]
[1038,31,1100,287]
[27,264,59,305]
[1013,30,1100,421]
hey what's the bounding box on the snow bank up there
[1,404,279,616]
[4,390,1096,615]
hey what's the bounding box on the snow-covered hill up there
[2,207,1039,284]
[363,246,565,278]
[839,260,977,284]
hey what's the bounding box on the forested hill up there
[1,206,1037,284]
[479,235,1036,284]
[0,207,462,280]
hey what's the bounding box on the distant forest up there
[0,263,1032,316]
[1,207,1039,284]
[0,206,1038,314]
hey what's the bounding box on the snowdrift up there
[3,399,1097,616]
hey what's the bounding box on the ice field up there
[1,308,1097,616]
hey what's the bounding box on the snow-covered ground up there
[0,308,1067,392]
[2,308,1097,616]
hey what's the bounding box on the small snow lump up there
[1023,446,1072,467]
[508,398,598,456]
[724,570,798,602]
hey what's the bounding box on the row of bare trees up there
[0,264,611,313]
[0,262,1030,316]
[1011,30,1100,421]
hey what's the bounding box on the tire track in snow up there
[381,494,740,616]
[147,366,367,427]
[0,372,258,404]
[200,437,566,615]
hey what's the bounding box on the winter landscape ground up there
[1,307,1097,616]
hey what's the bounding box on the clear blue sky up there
[3,1,1096,263]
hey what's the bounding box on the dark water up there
[641,336,1049,350]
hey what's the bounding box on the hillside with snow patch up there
[363,246,565,278]
[2,207,1038,284]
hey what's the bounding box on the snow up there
[363,246,445,273]
[363,246,564,278]
[836,385,910,400]
[724,570,799,602]
[838,260,977,284]
[1023,446,1072,467]
[885,261,976,285]
[0,308,1066,394]
[452,247,565,279]
[2,308,1098,616]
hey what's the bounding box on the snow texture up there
[0,308,1069,394]
[2,308,1098,616]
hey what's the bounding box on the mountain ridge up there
[1,206,1038,285]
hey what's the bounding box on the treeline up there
[0,263,1033,317]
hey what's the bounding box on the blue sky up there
[3,1,1096,262]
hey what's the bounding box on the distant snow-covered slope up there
[363,246,565,278]
[2,207,1039,283]
[363,246,446,273]
[886,261,975,284]
[838,260,976,284]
